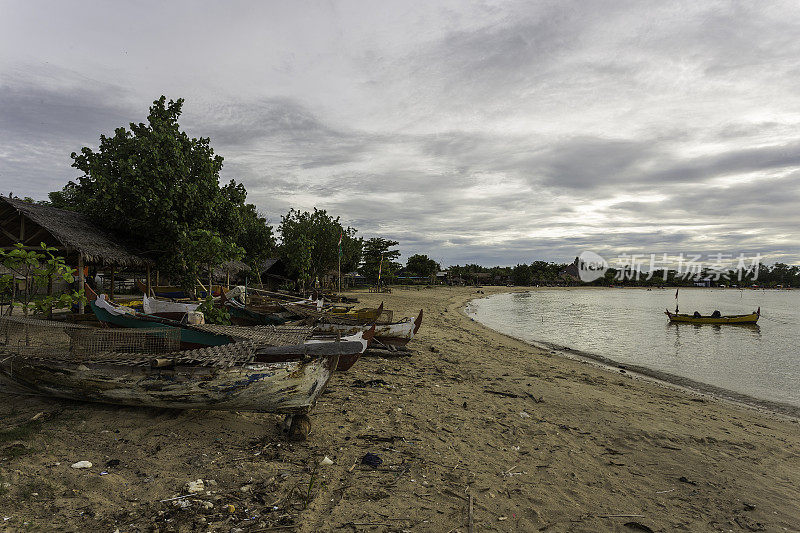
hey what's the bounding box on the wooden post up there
[155,270,160,286]
[146,264,152,297]
[47,273,53,319]
[19,215,25,241]
[110,266,115,300]
[77,254,85,314]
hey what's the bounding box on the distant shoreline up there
[465,290,800,420]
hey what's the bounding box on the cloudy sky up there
[2,0,800,266]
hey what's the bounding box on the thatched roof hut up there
[212,260,251,281]
[0,196,150,267]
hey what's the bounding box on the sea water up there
[468,288,800,410]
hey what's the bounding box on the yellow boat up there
[328,302,386,322]
[665,308,760,324]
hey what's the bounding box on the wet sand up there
[0,286,798,532]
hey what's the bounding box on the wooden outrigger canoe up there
[135,280,223,299]
[314,309,424,348]
[84,286,231,348]
[665,308,760,324]
[0,316,369,438]
[86,287,372,370]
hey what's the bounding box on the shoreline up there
[464,293,800,420]
[0,285,798,531]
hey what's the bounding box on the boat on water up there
[665,307,760,324]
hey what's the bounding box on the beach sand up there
[0,286,798,532]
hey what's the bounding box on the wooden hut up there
[213,260,251,287]
[0,196,152,311]
[258,258,291,290]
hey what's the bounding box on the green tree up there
[285,234,313,293]
[511,263,532,286]
[0,243,86,316]
[360,238,401,284]
[53,96,272,288]
[182,229,244,294]
[278,208,360,286]
[234,203,277,272]
[405,254,440,278]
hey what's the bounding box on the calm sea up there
[468,288,800,411]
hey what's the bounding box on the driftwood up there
[468,494,474,533]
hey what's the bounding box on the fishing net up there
[193,324,313,346]
[0,315,180,363]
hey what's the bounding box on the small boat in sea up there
[665,308,760,324]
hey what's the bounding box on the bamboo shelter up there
[0,196,152,312]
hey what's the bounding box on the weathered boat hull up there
[142,295,201,315]
[306,327,373,371]
[665,310,760,324]
[314,310,423,347]
[89,300,231,347]
[0,355,337,413]
[227,304,289,326]
[136,281,223,299]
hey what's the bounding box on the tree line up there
[30,96,800,290]
[42,96,402,290]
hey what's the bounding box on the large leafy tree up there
[360,238,401,283]
[511,263,532,285]
[405,254,440,277]
[53,96,274,287]
[278,208,361,287]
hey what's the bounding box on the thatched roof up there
[212,260,251,279]
[0,196,151,267]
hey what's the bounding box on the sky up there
[2,0,800,267]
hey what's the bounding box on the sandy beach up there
[1,286,798,532]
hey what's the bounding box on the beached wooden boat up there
[665,308,760,324]
[309,325,375,371]
[140,294,202,322]
[283,301,388,325]
[135,280,223,299]
[314,309,424,348]
[0,316,366,438]
[84,286,231,348]
[221,292,290,326]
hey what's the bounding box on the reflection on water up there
[469,288,800,408]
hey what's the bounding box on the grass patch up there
[0,421,42,443]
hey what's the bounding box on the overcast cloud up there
[2,0,799,266]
